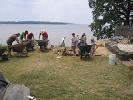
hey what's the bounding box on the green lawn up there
[1,49,133,100]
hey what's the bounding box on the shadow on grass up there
[0,60,9,63]
[7,54,29,60]
[80,57,94,62]
[39,49,51,53]
[0,55,29,63]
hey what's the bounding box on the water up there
[0,24,94,46]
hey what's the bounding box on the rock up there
[3,85,30,100]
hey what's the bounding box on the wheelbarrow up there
[0,47,8,61]
[11,42,28,57]
[78,44,95,59]
[23,40,34,51]
[36,40,49,52]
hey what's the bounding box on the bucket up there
[109,54,116,65]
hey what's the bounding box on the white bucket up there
[109,54,116,65]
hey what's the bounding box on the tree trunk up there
[125,0,131,26]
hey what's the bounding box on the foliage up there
[88,0,133,39]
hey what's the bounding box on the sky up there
[0,0,93,24]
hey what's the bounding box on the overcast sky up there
[0,0,93,24]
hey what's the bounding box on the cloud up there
[0,0,93,24]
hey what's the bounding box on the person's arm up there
[16,37,20,44]
[33,34,34,40]
[46,32,48,39]
[32,34,35,42]
[24,34,26,40]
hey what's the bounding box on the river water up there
[0,24,94,46]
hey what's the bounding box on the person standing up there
[81,33,87,43]
[7,33,20,56]
[76,35,79,47]
[79,33,87,45]
[71,33,77,56]
[60,37,66,47]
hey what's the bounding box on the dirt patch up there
[95,46,111,57]
[121,61,133,70]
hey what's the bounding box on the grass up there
[1,49,133,100]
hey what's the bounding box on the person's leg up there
[71,46,74,54]
[7,42,12,56]
[31,40,34,50]
[62,42,65,47]
[71,46,76,56]
[26,39,33,51]
[74,46,76,56]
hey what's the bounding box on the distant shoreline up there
[0,21,73,25]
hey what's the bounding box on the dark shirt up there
[20,32,27,40]
[27,33,34,40]
[41,32,48,39]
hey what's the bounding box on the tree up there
[88,0,133,38]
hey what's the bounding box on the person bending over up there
[27,32,35,50]
[27,32,34,41]
[7,33,20,56]
[39,31,48,41]
[20,30,28,42]
[39,31,49,51]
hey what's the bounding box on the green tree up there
[88,0,133,39]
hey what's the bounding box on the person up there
[27,32,34,41]
[60,37,65,47]
[39,31,48,41]
[71,33,77,56]
[80,33,86,43]
[7,33,20,56]
[79,35,87,45]
[20,30,28,42]
[27,32,35,50]
[91,38,95,45]
[76,35,79,47]
[39,30,49,51]
[76,35,79,41]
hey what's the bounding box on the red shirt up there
[27,33,33,40]
[42,31,48,39]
